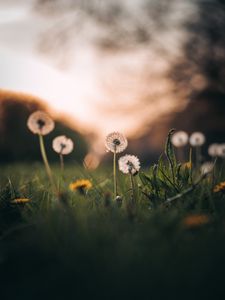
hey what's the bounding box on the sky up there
[0,0,196,154]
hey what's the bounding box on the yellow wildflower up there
[213,181,225,193]
[183,214,210,228]
[182,162,192,169]
[11,198,30,204]
[69,179,92,193]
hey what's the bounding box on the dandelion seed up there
[208,143,220,157]
[115,195,123,207]
[69,179,92,195]
[200,161,214,175]
[11,198,30,204]
[105,132,128,199]
[105,132,128,153]
[217,144,225,158]
[213,181,225,193]
[189,132,205,147]
[27,111,55,135]
[118,154,141,175]
[171,131,188,147]
[53,135,74,155]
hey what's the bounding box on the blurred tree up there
[169,0,225,135]
[34,0,175,53]
[0,91,88,164]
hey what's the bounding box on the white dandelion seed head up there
[27,111,55,135]
[105,132,128,153]
[200,162,214,175]
[208,143,220,157]
[118,154,140,175]
[171,131,188,147]
[189,132,206,147]
[217,144,225,158]
[52,135,74,155]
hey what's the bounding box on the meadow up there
[1,111,225,299]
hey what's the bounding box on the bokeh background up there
[0,0,225,166]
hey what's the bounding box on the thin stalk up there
[177,147,185,163]
[113,150,117,198]
[196,146,201,169]
[211,157,217,190]
[60,153,64,172]
[129,173,136,204]
[189,147,193,185]
[39,134,56,191]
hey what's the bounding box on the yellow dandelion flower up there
[69,179,92,193]
[182,161,192,169]
[213,181,225,193]
[11,198,30,204]
[183,214,210,228]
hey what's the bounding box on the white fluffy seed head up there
[27,111,55,136]
[208,143,220,157]
[200,162,214,175]
[52,135,74,155]
[105,132,128,153]
[171,131,188,147]
[217,144,225,158]
[118,154,140,175]
[189,132,205,147]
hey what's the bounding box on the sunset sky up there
[0,0,196,152]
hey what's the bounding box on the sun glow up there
[0,0,193,155]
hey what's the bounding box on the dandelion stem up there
[60,153,64,172]
[39,134,55,191]
[177,147,184,163]
[196,146,201,169]
[129,173,136,204]
[113,150,118,198]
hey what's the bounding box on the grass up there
[1,135,225,300]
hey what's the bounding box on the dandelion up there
[171,131,188,147]
[189,132,205,168]
[69,179,92,195]
[208,143,220,157]
[11,198,30,204]
[105,132,128,199]
[27,111,56,191]
[189,132,205,147]
[27,111,55,135]
[183,214,210,228]
[52,135,74,171]
[171,131,188,162]
[200,161,214,175]
[105,132,128,153]
[118,155,140,175]
[217,144,225,158]
[213,181,225,193]
[119,154,141,204]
